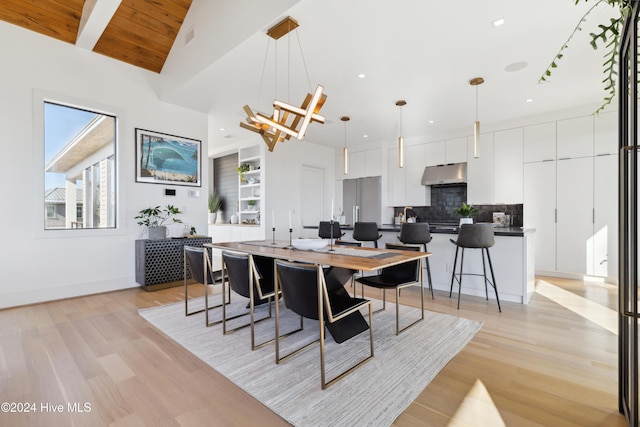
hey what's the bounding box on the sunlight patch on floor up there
[447,379,505,427]
[535,280,617,335]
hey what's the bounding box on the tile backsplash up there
[392,185,523,226]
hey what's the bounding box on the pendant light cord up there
[475,84,479,121]
[295,30,313,92]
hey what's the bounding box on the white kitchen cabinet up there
[467,132,494,204]
[493,128,523,204]
[556,157,594,274]
[445,137,468,164]
[364,148,382,177]
[594,111,618,156]
[524,122,556,163]
[425,140,445,166]
[405,144,426,205]
[524,161,556,272]
[593,154,618,278]
[340,148,381,179]
[387,147,406,206]
[557,116,594,159]
[349,150,366,178]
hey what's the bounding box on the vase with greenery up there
[453,202,479,225]
[135,205,182,239]
[247,199,257,210]
[237,163,250,184]
[208,192,222,223]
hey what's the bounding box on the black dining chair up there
[449,224,501,312]
[222,251,286,349]
[355,243,424,335]
[352,222,382,248]
[183,246,226,326]
[274,259,374,389]
[318,221,344,240]
[398,222,434,299]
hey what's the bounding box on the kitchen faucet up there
[402,206,413,223]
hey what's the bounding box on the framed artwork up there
[135,128,201,187]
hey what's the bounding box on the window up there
[44,102,117,230]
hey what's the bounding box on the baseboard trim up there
[0,277,139,309]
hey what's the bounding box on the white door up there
[556,157,594,274]
[300,165,324,228]
[524,161,556,272]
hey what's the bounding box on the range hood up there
[421,163,467,186]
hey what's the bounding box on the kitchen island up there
[302,223,535,304]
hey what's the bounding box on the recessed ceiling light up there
[525,98,534,103]
[505,61,528,72]
[219,127,225,131]
[357,73,366,79]
[491,17,505,28]
[428,120,434,124]
[363,134,368,138]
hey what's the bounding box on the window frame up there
[33,90,124,238]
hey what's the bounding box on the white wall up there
[0,22,208,308]
[264,140,335,241]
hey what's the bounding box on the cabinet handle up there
[542,159,555,162]
[558,157,570,161]
[554,208,557,223]
[592,208,595,224]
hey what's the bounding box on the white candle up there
[331,199,334,219]
[289,210,292,229]
[272,210,275,229]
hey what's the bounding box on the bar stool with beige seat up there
[449,223,501,312]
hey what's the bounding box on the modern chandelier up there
[239,16,327,152]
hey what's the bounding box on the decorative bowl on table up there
[292,238,328,250]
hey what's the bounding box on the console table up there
[135,237,212,291]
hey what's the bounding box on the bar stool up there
[449,224,501,312]
[399,222,434,299]
[352,222,382,248]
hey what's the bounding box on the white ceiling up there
[159,0,620,152]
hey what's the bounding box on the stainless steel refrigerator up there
[343,176,381,225]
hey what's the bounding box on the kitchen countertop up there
[303,223,535,237]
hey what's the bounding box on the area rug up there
[139,296,482,426]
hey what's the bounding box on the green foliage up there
[237,163,250,183]
[135,205,183,227]
[539,0,631,113]
[208,192,222,213]
[452,203,479,218]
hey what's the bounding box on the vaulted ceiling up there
[0,0,622,151]
[0,0,191,73]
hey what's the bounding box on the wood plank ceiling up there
[0,0,192,73]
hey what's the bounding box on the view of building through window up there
[44,102,116,229]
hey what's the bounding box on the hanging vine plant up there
[539,0,632,113]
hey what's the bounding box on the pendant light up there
[341,116,350,175]
[469,77,484,159]
[396,100,406,168]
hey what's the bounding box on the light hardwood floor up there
[0,276,625,426]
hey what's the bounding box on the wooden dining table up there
[204,240,431,342]
[204,240,431,272]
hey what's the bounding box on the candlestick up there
[271,227,276,245]
[289,210,292,229]
[289,228,293,247]
[272,210,275,229]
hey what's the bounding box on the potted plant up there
[452,202,479,225]
[208,192,222,223]
[135,205,183,239]
[247,199,257,210]
[237,163,250,184]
